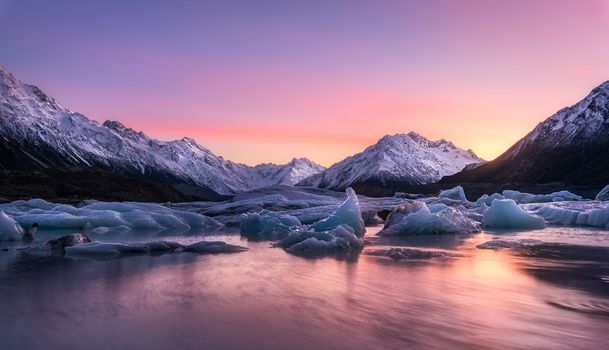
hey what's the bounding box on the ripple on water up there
[547,299,609,317]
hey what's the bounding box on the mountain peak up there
[298,132,483,190]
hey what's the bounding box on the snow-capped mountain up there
[0,65,324,195]
[251,158,326,187]
[443,80,609,185]
[298,132,484,190]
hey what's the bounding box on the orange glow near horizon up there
[2,0,609,166]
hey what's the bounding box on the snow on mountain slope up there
[298,132,484,190]
[251,158,326,187]
[443,80,609,185]
[0,65,324,194]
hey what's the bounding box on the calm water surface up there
[0,226,608,350]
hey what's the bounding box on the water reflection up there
[0,228,607,349]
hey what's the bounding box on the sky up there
[1,0,609,166]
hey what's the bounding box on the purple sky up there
[1,0,609,165]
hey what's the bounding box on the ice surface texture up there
[275,225,364,256]
[240,210,302,240]
[439,186,469,202]
[365,248,447,260]
[0,199,222,232]
[596,185,609,201]
[66,240,247,257]
[311,188,366,236]
[379,201,480,235]
[0,211,24,241]
[526,202,609,229]
[483,199,546,229]
[476,239,544,250]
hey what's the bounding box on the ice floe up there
[483,199,545,229]
[439,186,469,202]
[240,210,302,240]
[379,201,480,235]
[0,200,223,232]
[365,248,447,260]
[476,238,544,250]
[525,202,609,229]
[65,240,247,257]
[275,225,364,256]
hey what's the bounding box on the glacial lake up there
[1,226,608,350]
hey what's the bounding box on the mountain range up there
[2,63,607,201]
[0,65,325,197]
[442,80,609,186]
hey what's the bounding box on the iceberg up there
[596,185,609,201]
[240,210,302,240]
[0,211,24,241]
[276,225,364,256]
[311,188,366,237]
[379,201,480,235]
[483,199,545,229]
[438,186,468,202]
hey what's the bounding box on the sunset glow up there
[1,0,608,165]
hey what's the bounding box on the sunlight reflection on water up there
[0,226,608,349]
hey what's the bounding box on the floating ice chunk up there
[182,241,248,253]
[502,190,529,202]
[44,233,91,250]
[65,242,149,256]
[525,202,609,229]
[365,248,446,260]
[66,240,247,257]
[596,185,609,201]
[474,193,505,206]
[240,210,302,240]
[515,190,582,204]
[7,200,222,232]
[0,211,24,241]
[311,188,366,237]
[474,194,488,206]
[276,225,364,256]
[476,238,543,250]
[574,206,609,229]
[379,201,480,235]
[439,186,468,202]
[483,199,545,229]
[486,193,505,205]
